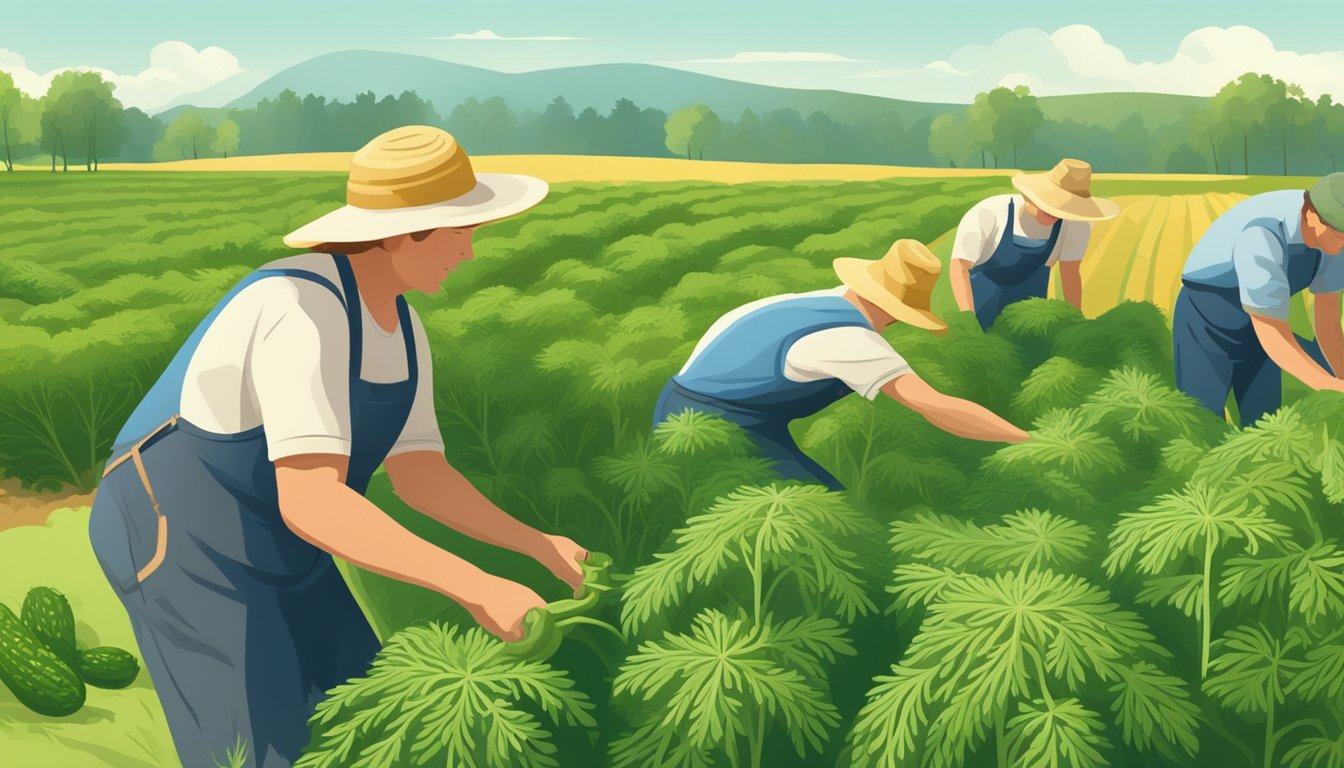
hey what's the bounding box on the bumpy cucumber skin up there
[0,603,86,717]
[21,587,79,667]
[76,647,141,689]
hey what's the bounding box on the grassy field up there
[0,164,1330,767]
[0,507,177,767]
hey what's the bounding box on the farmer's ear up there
[382,233,414,253]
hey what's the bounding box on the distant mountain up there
[156,50,1209,132]
[202,50,962,125]
[152,70,270,114]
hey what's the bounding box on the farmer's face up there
[1305,209,1344,256]
[389,227,476,292]
[1023,199,1059,227]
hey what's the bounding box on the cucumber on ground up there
[21,586,78,666]
[0,603,86,716]
[76,646,140,689]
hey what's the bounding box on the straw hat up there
[1012,159,1119,222]
[283,126,548,248]
[834,239,947,335]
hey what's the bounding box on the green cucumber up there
[501,552,621,661]
[21,587,78,666]
[0,603,86,717]
[547,552,614,622]
[76,647,140,689]
[502,609,562,661]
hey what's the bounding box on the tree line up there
[1,66,1341,174]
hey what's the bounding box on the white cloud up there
[0,41,246,112]
[852,25,1344,102]
[428,29,588,41]
[683,51,875,64]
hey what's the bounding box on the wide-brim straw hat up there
[283,125,548,248]
[834,239,947,335]
[1011,158,1120,222]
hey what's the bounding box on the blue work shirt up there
[1182,189,1344,320]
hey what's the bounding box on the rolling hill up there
[155,50,1207,132]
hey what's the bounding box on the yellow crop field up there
[1056,193,1248,317]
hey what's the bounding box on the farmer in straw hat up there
[88,126,590,768]
[948,158,1120,329]
[1175,173,1344,426]
[654,240,1030,490]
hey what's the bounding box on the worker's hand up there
[469,578,547,642]
[540,534,589,595]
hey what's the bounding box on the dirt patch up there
[0,477,94,532]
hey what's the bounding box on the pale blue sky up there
[3,0,1342,110]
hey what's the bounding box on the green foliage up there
[297,623,595,768]
[611,609,849,767]
[850,568,1197,768]
[988,409,1127,477]
[620,483,878,634]
[889,508,1092,573]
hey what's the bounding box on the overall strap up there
[998,197,1019,249]
[396,295,419,383]
[330,253,364,385]
[111,265,349,450]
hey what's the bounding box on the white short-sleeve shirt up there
[178,252,444,461]
[951,194,1093,268]
[679,287,914,400]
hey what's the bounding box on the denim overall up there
[652,295,872,490]
[88,253,418,767]
[1173,249,1332,427]
[969,197,1064,329]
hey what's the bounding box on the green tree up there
[966,86,1043,169]
[927,114,969,168]
[664,104,721,160]
[211,117,240,158]
[1212,73,1271,174]
[0,71,40,171]
[41,70,125,172]
[117,107,163,162]
[154,110,215,160]
[1257,76,1312,175]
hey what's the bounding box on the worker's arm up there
[882,374,1030,442]
[949,259,975,313]
[1059,259,1083,312]
[1313,292,1344,377]
[384,449,586,592]
[1249,313,1344,391]
[949,202,997,313]
[274,453,545,641]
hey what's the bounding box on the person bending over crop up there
[948,158,1119,329]
[87,126,590,768]
[1175,172,1344,426]
[653,239,1030,491]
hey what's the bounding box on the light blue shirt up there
[1182,190,1344,320]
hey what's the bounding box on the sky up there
[2,0,1342,112]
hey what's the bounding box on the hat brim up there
[282,173,549,248]
[1012,174,1120,222]
[834,257,948,335]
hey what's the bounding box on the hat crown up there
[870,240,941,307]
[1049,159,1093,197]
[1312,172,1344,231]
[346,126,478,210]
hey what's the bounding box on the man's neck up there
[841,288,887,331]
[347,251,408,329]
